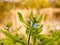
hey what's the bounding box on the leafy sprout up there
[17,11,43,45]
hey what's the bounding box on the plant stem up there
[28,30,31,45]
[33,38,36,45]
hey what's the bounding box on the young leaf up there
[29,11,34,21]
[6,22,12,28]
[17,12,24,23]
[17,12,29,26]
[4,22,12,30]
[1,30,23,43]
[36,13,43,23]
[37,25,43,33]
[14,26,21,33]
[26,28,30,35]
[24,20,29,26]
[31,29,36,36]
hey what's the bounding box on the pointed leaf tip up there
[29,11,34,21]
[36,13,43,23]
[17,12,24,22]
[17,12,29,26]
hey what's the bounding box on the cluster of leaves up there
[0,11,43,45]
[1,12,60,45]
[18,11,43,45]
[0,22,27,45]
[40,30,60,45]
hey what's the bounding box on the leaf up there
[31,29,37,36]
[36,34,44,40]
[17,12,29,26]
[26,28,30,35]
[31,25,43,36]
[24,20,29,26]
[1,30,23,43]
[36,13,43,23]
[6,22,12,29]
[3,22,12,31]
[14,26,21,33]
[17,12,24,22]
[1,38,13,45]
[37,25,43,33]
[29,11,34,21]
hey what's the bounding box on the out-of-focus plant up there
[0,2,13,24]
[20,0,50,9]
[0,22,26,45]
[20,0,50,14]
[40,30,60,45]
[0,0,50,23]
[54,0,60,8]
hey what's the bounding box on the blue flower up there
[33,23,39,28]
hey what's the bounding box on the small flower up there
[33,23,39,28]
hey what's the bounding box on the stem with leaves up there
[17,11,43,45]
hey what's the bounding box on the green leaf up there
[36,34,46,40]
[24,20,29,26]
[36,13,43,23]
[31,29,37,36]
[37,25,43,33]
[26,28,30,35]
[1,30,23,43]
[31,25,43,36]
[29,11,34,21]
[17,12,29,26]
[14,26,21,33]
[17,12,24,23]
[6,22,12,28]
[0,38,13,45]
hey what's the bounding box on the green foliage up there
[0,11,43,45]
[1,30,23,43]
[36,13,43,23]
[17,12,29,26]
[0,38,13,45]
[39,30,60,45]
[1,11,60,45]
[14,26,21,34]
[18,11,43,45]
[17,12,24,23]
[29,11,34,21]
[26,28,30,35]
